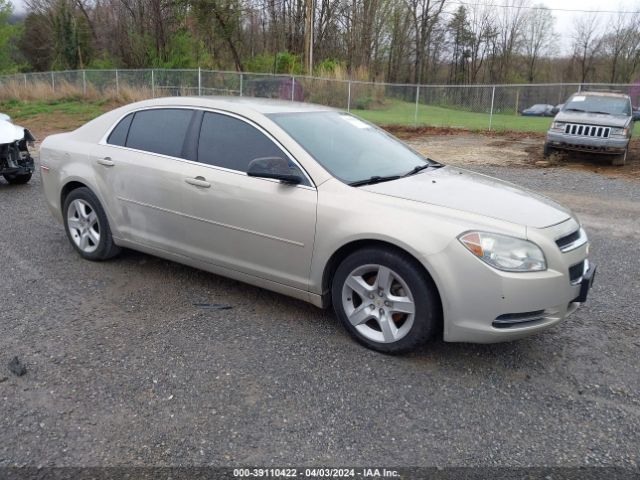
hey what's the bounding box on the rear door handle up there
[184,176,211,188]
[97,157,115,167]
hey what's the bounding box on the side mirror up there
[247,157,302,185]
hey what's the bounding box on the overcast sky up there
[543,0,638,51]
[8,0,640,55]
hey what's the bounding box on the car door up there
[92,107,198,253]
[177,110,318,291]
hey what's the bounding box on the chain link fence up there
[1,68,639,132]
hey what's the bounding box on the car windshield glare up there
[564,95,631,116]
[268,111,432,184]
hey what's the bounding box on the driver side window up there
[197,112,309,186]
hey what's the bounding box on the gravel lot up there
[1,141,639,469]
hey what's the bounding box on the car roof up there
[575,91,630,99]
[119,96,336,115]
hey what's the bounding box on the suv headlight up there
[610,127,628,137]
[458,231,547,272]
[550,121,566,132]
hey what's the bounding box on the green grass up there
[353,100,553,133]
[0,99,108,121]
[0,97,552,134]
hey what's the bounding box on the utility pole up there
[304,0,314,74]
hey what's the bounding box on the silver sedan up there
[40,97,595,353]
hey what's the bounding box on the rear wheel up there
[331,247,439,354]
[3,172,32,184]
[611,148,627,166]
[63,187,121,261]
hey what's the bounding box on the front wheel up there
[331,247,440,354]
[543,142,555,158]
[611,148,627,166]
[3,172,32,184]
[63,187,121,261]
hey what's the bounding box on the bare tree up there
[521,4,554,82]
[405,0,446,84]
[571,14,603,83]
[602,11,640,83]
[490,0,529,82]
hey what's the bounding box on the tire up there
[62,187,121,261]
[331,247,440,354]
[611,148,627,166]
[3,172,32,184]
[543,142,555,158]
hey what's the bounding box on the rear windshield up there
[563,95,631,116]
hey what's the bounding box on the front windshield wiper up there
[403,159,444,177]
[587,110,613,115]
[564,108,586,113]
[348,175,402,187]
[403,164,431,177]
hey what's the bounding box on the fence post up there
[291,76,295,101]
[239,73,243,97]
[24,73,27,88]
[151,69,155,97]
[115,69,119,96]
[414,84,420,126]
[198,67,202,96]
[82,70,87,95]
[51,71,55,92]
[347,81,352,112]
[489,85,496,130]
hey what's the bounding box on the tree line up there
[1,0,639,85]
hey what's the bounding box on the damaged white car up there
[0,113,35,184]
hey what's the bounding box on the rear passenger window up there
[126,109,193,158]
[107,113,133,146]
[198,112,287,173]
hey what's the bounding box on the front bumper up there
[546,131,628,154]
[575,262,596,303]
[425,218,593,343]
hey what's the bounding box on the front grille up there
[493,310,547,329]
[569,261,585,283]
[556,230,581,250]
[564,124,610,138]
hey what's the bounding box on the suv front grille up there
[564,124,610,138]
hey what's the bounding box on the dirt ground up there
[3,116,640,469]
[387,126,640,181]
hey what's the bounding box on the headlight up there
[458,231,547,272]
[610,127,628,136]
[550,121,566,131]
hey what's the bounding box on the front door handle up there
[97,157,115,167]
[184,176,211,188]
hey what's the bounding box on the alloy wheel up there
[67,199,101,253]
[341,264,416,343]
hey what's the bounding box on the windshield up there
[564,95,631,116]
[268,111,434,184]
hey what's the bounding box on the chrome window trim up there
[98,105,317,189]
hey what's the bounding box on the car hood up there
[0,119,34,144]
[555,111,629,127]
[361,166,572,229]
